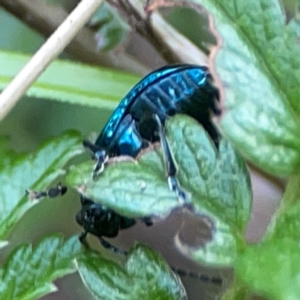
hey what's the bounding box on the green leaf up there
[288,19,300,37]
[66,147,179,218]
[191,0,300,176]
[235,238,300,300]
[166,116,251,232]
[264,175,300,241]
[0,50,140,109]
[221,277,250,300]
[76,244,187,300]
[266,200,300,241]
[166,115,250,266]
[90,2,130,51]
[0,136,11,160]
[0,9,43,53]
[0,131,83,243]
[0,235,82,300]
[67,115,251,266]
[231,150,300,300]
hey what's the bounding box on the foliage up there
[0,235,82,300]
[76,244,187,300]
[0,0,300,300]
[89,2,130,51]
[67,115,251,267]
[0,50,139,109]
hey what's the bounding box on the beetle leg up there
[26,182,67,200]
[93,150,109,178]
[98,236,128,256]
[141,216,153,227]
[47,183,68,197]
[153,114,187,203]
[82,140,109,178]
[79,231,91,249]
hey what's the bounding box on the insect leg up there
[140,216,153,227]
[171,267,222,286]
[78,230,91,249]
[153,114,187,203]
[98,237,128,256]
[26,182,67,200]
[83,140,109,178]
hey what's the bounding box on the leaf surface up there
[77,244,187,300]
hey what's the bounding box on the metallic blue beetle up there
[84,64,220,199]
[32,64,221,265]
[32,65,221,283]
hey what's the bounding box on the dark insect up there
[75,196,222,285]
[27,64,222,285]
[76,195,153,255]
[80,63,220,254]
[84,64,220,201]
[27,184,222,286]
[26,183,151,255]
[77,115,182,253]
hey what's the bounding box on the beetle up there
[76,195,153,255]
[26,183,142,255]
[76,195,222,286]
[27,185,222,286]
[27,64,222,283]
[77,114,185,253]
[84,64,220,201]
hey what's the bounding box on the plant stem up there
[150,12,208,65]
[118,0,208,65]
[0,0,105,121]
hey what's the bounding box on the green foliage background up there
[1,0,300,300]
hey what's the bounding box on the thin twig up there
[0,0,105,121]
[117,0,178,63]
[150,12,208,65]
[118,0,208,65]
[0,0,149,74]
